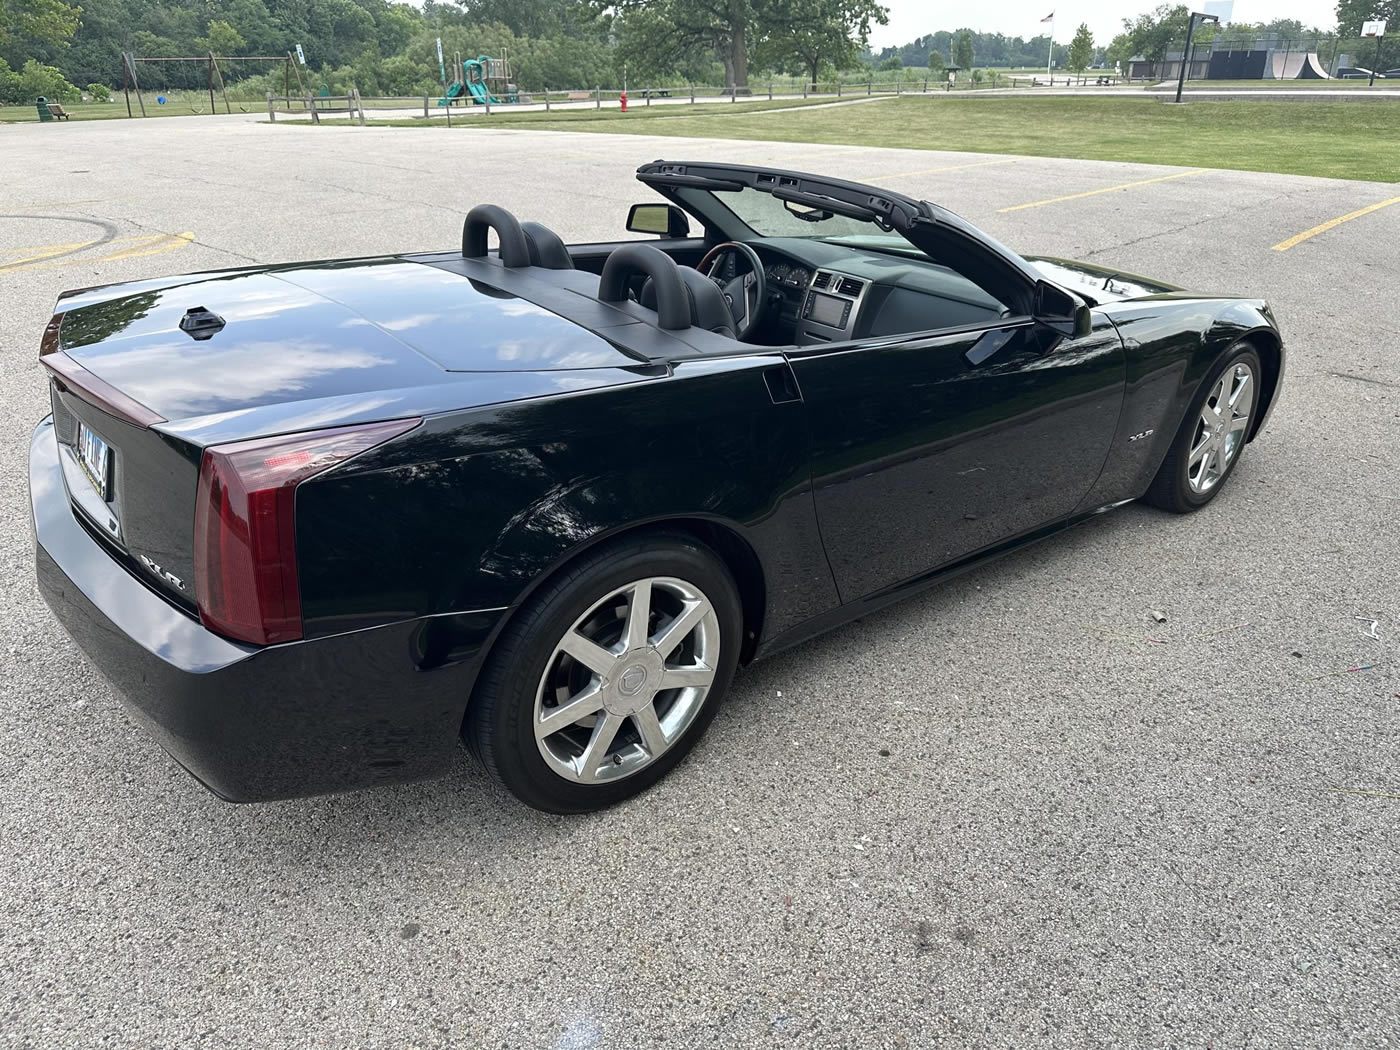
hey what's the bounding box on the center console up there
[798,269,870,343]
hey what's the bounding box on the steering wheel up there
[696,241,768,340]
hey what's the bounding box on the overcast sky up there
[866,0,1342,51]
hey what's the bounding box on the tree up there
[1067,22,1093,73]
[1121,4,1190,77]
[0,0,82,68]
[755,0,888,89]
[953,28,972,69]
[926,48,944,74]
[198,20,247,56]
[618,0,887,93]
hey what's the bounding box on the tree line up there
[873,4,1394,79]
[2,0,1393,106]
[0,0,891,104]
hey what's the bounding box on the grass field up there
[376,95,1400,182]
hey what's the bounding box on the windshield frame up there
[635,161,1045,317]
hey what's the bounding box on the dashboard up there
[740,237,1010,347]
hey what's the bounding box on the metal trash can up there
[36,96,53,122]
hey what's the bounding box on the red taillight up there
[193,418,420,646]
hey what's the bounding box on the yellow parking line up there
[869,159,1016,182]
[0,241,98,270]
[0,232,195,274]
[1271,196,1400,251]
[999,168,1209,213]
[97,231,195,262]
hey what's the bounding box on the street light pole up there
[1370,34,1383,87]
[1174,12,1219,104]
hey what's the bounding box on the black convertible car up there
[30,161,1284,812]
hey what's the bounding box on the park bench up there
[48,102,72,119]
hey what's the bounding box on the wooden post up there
[802,82,807,98]
[544,88,550,112]
[308,94,318,124]
[690,83,695,103]
[211,53,232,114]
[208,56,216,114]
[126,53,147,117]
[596,87,601,109]
[267,91,274,121]
[837,80,842,97]
[768,81,772,100]
[289,54,306,101]
[485,90,491,115]
[122,55,132,117]
[423,93,429,119]
[355,87,364,125]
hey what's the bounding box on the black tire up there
[465,532,743,813]
[1144,343,1262,513]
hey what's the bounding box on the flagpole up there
[1046,15,1054,78]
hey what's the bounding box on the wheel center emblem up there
[618,664,649,696]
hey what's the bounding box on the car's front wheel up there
[1145,343,1261,513]
[465,533,742,813]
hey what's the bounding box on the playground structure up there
[440,52,519,106]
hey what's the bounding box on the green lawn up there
[388,95,1400,183]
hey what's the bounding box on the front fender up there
[1075,296,1282,509]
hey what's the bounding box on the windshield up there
[710,187,889,240]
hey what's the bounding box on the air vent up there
[837,277,865,297]
[812,271,832,290]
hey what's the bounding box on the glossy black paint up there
[31,420,500,799]
[790,313,1126,600]
[29,162,1286,801]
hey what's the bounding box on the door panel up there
[570,238,709,275]
[789,316,1125,600]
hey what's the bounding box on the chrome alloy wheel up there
[1187,361,1254,495]
[533,576,720,784]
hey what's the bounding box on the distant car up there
[30,162,1284,812]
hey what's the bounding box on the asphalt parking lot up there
[2,114,1398,1049]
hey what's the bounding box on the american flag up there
[1041,11,1054,20]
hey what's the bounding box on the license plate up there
[76,422,112,501]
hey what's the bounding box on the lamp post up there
[1174,12,1219,103]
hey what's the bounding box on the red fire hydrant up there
[620,90,628,112]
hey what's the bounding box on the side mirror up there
[626,202,690,239]
[1032,279,1092,338]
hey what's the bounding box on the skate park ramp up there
[1270,51,1331,78]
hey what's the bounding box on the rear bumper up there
[29,416,504,802]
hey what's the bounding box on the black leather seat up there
[520,221,574,270]
[640,268,736,338]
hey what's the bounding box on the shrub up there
[87,83,112,102]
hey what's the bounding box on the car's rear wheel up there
[465,533,742,813]
[1145,344,1261,513]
